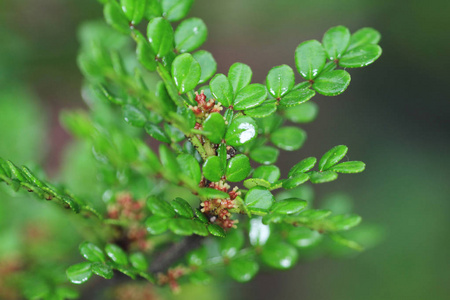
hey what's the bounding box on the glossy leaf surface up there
[279,88,315,108]
[193,50,217,84]
[225,116,257,147]
[66,262,92,284]
[249,146,279,164]
[295,40,326,80]
[175,18,208,53]
[266,65,295,98]
[245,187,274,210]
[313,70,351,96]
[322,25,351,60]
[226,154,251,182]
[203,156,223,182]
[171,53,201,93]
[161,0,194,22]
[228,62,252,93]
[270,127,306,151]
[210,74,233,107]
[318,145,348,171]
[147,17,174,57]
[203,113,226,144]
[233,84,268,110]
[261,242,298,270]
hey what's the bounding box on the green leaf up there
[228,258,259,282]
[331,161,365,173]
[226,154,251,182]
[136,36,157,71]
[164,122,184,142]
[177,154,202,184]
[66,262,92,284]
[187,247,207,266]
[225,116,257,147]
[295,40,326,80]
[283,102,318,123]
[195,209,209,223]
[266,65,295,98]
[322,25,351,60]
[105,244,128,266]
[190,270,212,284]
[270,127,306,151]
[288,157,317,177]
[129,252,148,271]
[145,0,162,19]
[79,242,105,263]
[217,143,227,170]
[147,196,176,217]
[249,146,279,164]
[193,50,217,84]
[347,27,381,51]
[282,173,310,189]
[244,101,277,118]
[120,0,146,25]
[161,0,194,22]
[203,112,226,144]
[219,229,244,258]
[287,227,322,248]
[339,44,382,68]
[253,165,280,183]
[123,105,147,127]
[146,215,169,234]
[192,220,209,236]
[169,219,195,236]
[328,233,364,251]
[198,188,229,199]
[171,197,194,218]
[104,1,131,34]
[318,145,348,171]
[159,144,181,180]
[145,123,170,143]
[233,84,268,110]
[202,156,223,182]
[228,62,252,94]
[175,18,208,53]
[171,53,201,93]
[245,187,274,210]
[297,209,332,222]
[329,214,362,231]
[147,17,174,58]
[210,74,233,107]
[309,170,338,184]
[207,224,226,237]
[243,178,271,189]
[249,217,270,246]
[279,88,315,108]
[91,262,114,279]
[313,70,351,96]
[260,242,298,270]
[271,198,307,215]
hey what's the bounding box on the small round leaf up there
[249,146,279,165]
[147,17,174,57]
[175,18,208,53]
[245,187,274,210]
[279,88,315,108]
[270,127,306,151]
[226,154,251,182]
[322,25,351,60]
[313,70,351,96]
[161,0,194,22]
[266,65,295,98]
[202,156,223,182]
[228,258,259,282]
[203,113,226,144]
[105,244,128,266]
[193,50,217,84]
[66,262,92,285]
[79,242,105,263]
[171,53,201,93]
[318,145,348,171]
[233,84,268,110]
[210,74,233,107]
[225,116,258,147]
[228,62,252,93]
[260,242,298,270]
[295,40,326,80]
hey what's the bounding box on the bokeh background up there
[1,0,449,299]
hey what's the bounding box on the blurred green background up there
[1,0,449,299]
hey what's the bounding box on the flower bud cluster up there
[188,91,223,118]
[200,181,240,229]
